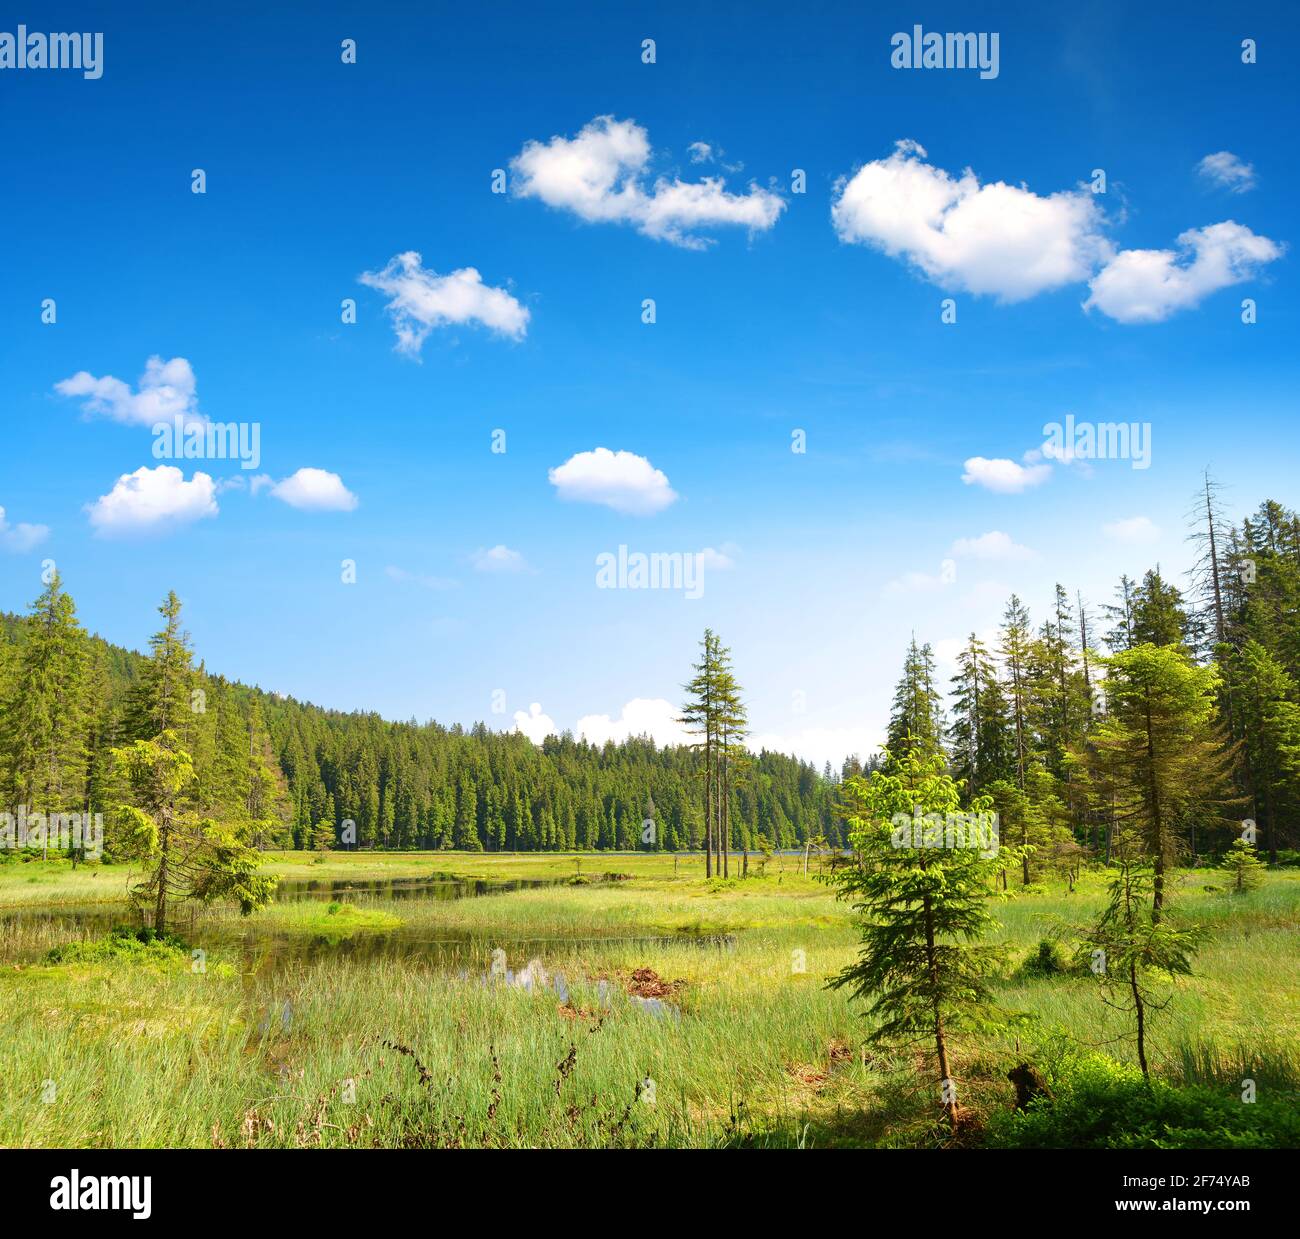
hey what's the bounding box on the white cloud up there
[1198,151,1256,194]
[831,139,1109,301]
[1085,221,1283,323]
[86,465,218,535]
[748,725,886,771]
[359,251,529,355]
[513,702,558,744]
[961,454,1053,494]
[0,506,49,552]
[55,356,204,428]
[949,530,1036,561]
[548,447,677,515]
[575,697,691,748]
[264,468,358,511]
[687,141,713,164]
[510,115,784,250]
[472,544,531,573]
[1103,515,1162,545]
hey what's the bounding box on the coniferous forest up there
[3,489,1296,869]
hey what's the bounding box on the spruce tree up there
[828,747,1019,1133]
[1087,645,1236,919]
[0,572,90,827]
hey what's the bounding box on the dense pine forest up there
[1,486,1297,868]
[883,489,1300,875]
[0,595,838,858]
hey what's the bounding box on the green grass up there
[1,853,1296,1147]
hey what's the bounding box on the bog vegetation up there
[1,480,1297,1147]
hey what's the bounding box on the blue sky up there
[2,1,1296,766]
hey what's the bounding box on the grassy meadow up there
[1,851,1297,1148]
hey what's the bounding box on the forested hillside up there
[2,487,1296,864]
[0,598,839,855]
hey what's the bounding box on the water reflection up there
[3,871,736,981]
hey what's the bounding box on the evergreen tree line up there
[880,486,1300,881]
[0,582,839,858]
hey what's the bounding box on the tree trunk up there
[1130,960,1148,1078]
[721,727,730,879]
[155,807,171,936]
[1143,691,1165,922]
[923,892,958,1134]
[704,727,713,879]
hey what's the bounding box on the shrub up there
[45,926,189,965]
[1016,938,1075,978]
[984,1053,1300,1148]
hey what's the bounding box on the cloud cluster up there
[832,140,1282,321]
[575,698,690,748]
[548,448,677,515]
[513,697,691,750]
[1084,221,1282,324]
[359,251,529,355]
[747,724,886,772]
[832,140,1107,301]
[56,356,204,427]
[511,116,783,249]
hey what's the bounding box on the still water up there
[3,872,735,976]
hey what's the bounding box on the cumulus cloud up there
[1198,151,1256,194]
[748,725,886,771]
[961,453,1053,494]
[949,530,1037,561]
[55,356,205,428]
[831,142,1282,323]
[510,115,783,249]
[548,447,677,515]
[359,251,529,355]
[513,702,558,744]
[86,465,218,535]
[1085,221,1283,324]
[831,140,1108,301]
[0,506,49,552]
[575,698,691,748]
[472,544,531,573]
[260,468,358,511]
[1103,515,1162,544]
